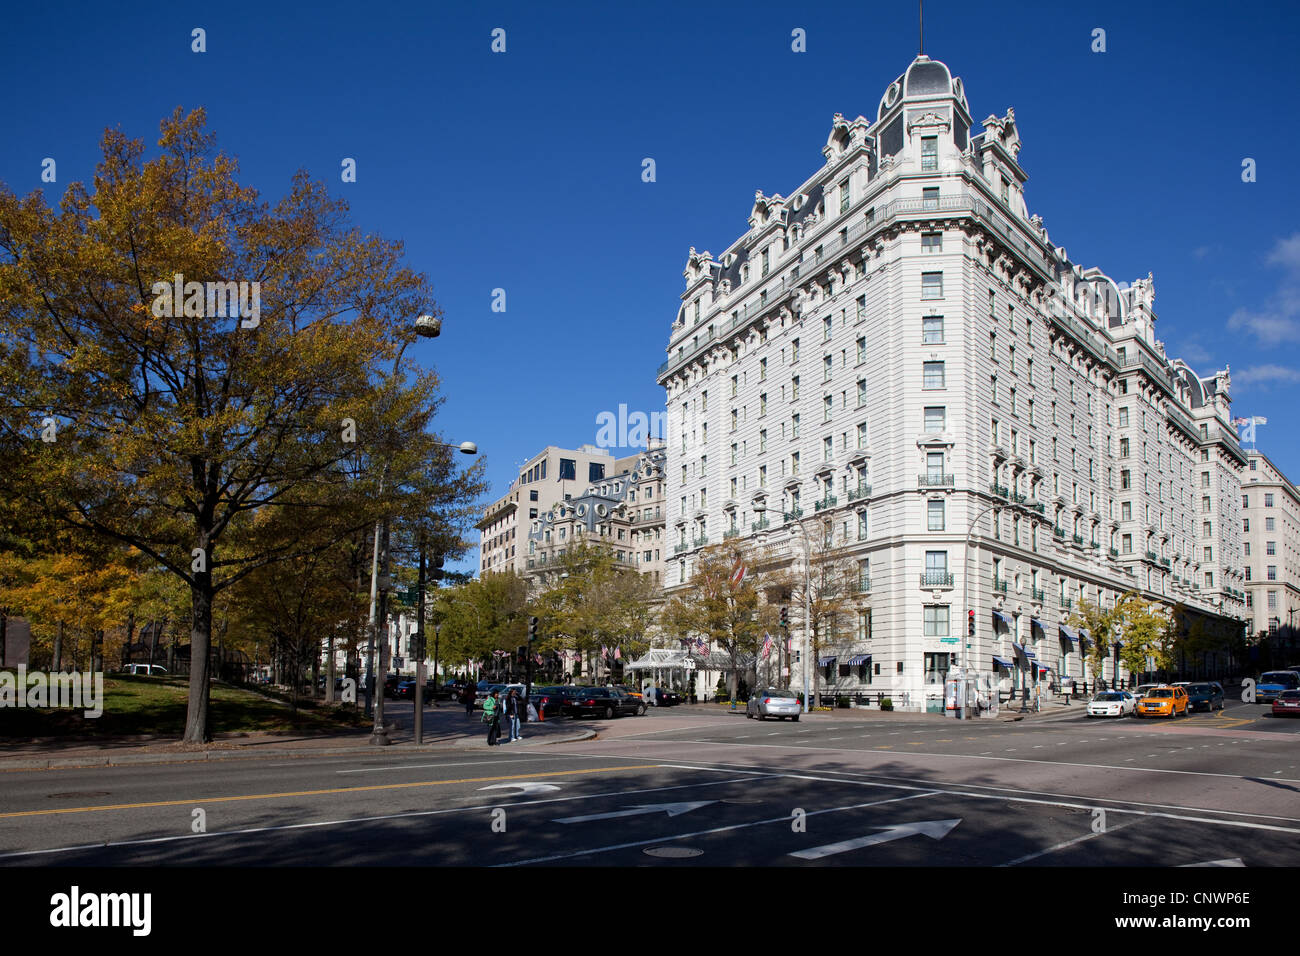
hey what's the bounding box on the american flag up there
[731,556,746,587]
[614,646,622,661]
[600,644,609,659]
[695,637,707,657]
[761,632,773,659]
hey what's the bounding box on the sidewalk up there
[0,703,595,771]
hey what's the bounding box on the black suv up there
[565,686,643,719]
[1177,681,1224,712]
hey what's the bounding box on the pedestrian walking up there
[462,683,476,716]
[504,688,524,742]
[483,689,502,746]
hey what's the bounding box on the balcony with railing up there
[1145,550,1159,562]
[993,577,1009,595]
[919,473,955,488]
[1030,587,1046,603]
[814,495,839,512]
[1060,597,1073,611]
[1053,526,1067,539]
[920,570,955,589]
[989,482,1009,498]
[785,508,804,521]
[1072,533,1085,546]
[693,535,709,548]
[847,483,872,502]
[723,528,741,540]
[1010,492,1028,505]
[1108,547,1119,558]
[857,576,871,593]
[753,518,771,531]
[674,542,689,554]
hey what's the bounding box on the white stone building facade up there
[658,54,1247,710]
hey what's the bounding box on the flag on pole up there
[695,637,707,656]
[614,646,622,660]
[761,631,773,659]
[731,556,746,587]
[600,644,608,659]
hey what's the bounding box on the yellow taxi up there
[1135,684,1189,718]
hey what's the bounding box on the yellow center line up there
[0,765,662,820]
[875,745,894,750]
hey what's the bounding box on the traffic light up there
[779,606,789,629]
[528,616,539,641]
[968,610,975,638]
[793,650,801,664]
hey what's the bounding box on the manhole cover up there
[47,792,110,799]
[644,846,704,859]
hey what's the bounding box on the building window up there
[921,272,943,300]
[840,180,851,213]
[922,315,944,343]
[791,377,800,400]
[928,499,945,531]
[857,422,868,448]
[823,354,833,382]
[857,379,867,407]
[823,315,833,341]
[922,609,950,639]
[791,414,800,439]
[1265,493,1275,507]
[920,136,938,171]
[923,361,945,389]
[924,406,946,432]
[1268,591,1278,610]
[1266,517,1275,531]
[857,337,867,365]
[823,395,833,422]
[857,510,868,540]
[922,186,939,210]
[921,231,942,251]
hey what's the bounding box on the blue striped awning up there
[845,654,871,666]
[1078,629,1091,649]
[1011,642,1030,666]
[818,655,837,667]
[1059,625,1079,644]
[992,655,1015,669]
[993,610,1014,627]
[1030,618,1046,634]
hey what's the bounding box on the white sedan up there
[1087,691,1136,718]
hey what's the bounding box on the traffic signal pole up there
[414,538,426,745]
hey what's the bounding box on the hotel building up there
[657,54,1248,709]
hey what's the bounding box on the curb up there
[0,728,599,772]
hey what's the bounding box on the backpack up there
[482,697,496,722]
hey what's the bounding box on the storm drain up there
[644,846,704,859]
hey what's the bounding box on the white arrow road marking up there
[789,819,961,860]
[555,801,716,824]
[1180,858,1245,867]
[478,783,563,795]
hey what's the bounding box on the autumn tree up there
[661,543,762,701]
[531,543,658,682]
[0,108,480,741]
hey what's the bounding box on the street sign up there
[939,637,958,644]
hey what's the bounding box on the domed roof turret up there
[905,55,951,95]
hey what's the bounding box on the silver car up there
[746,688,801,721]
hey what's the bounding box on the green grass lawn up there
[0,673,368,738]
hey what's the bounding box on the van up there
[124,664,168,676]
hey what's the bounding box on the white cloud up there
[1226,233,1300,345]
[1232,364,1300,387]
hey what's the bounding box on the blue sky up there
[3,0,1299,575]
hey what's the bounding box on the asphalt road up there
[2,698,1297,868]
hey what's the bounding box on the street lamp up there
[752,502,815,714]
[363,315,449,746]
[959,494,1039,720]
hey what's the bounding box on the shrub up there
[880,697,893,711]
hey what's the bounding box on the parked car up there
[123,664,168,676]
[644,686,683,706]
[383,674,403,698]
[1135,685,1188,718]
[565,686,642,719]
[746,687,801,721]
[1175,681,1224,711]
[1133,684,1160,700]
[529,685,582,719]
[1271,689,1300,717]
[1086,691,1136,718]
[1256,671,1300,704]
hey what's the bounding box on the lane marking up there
[0,765,661,820]
[337,758,550,774]
[0,772,769,860]
[998,820,1139,867]
[497,792,940,867]
[593,738,1300,785]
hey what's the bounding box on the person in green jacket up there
[483,689,502,746]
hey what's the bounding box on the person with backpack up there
[483,689,502,746]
